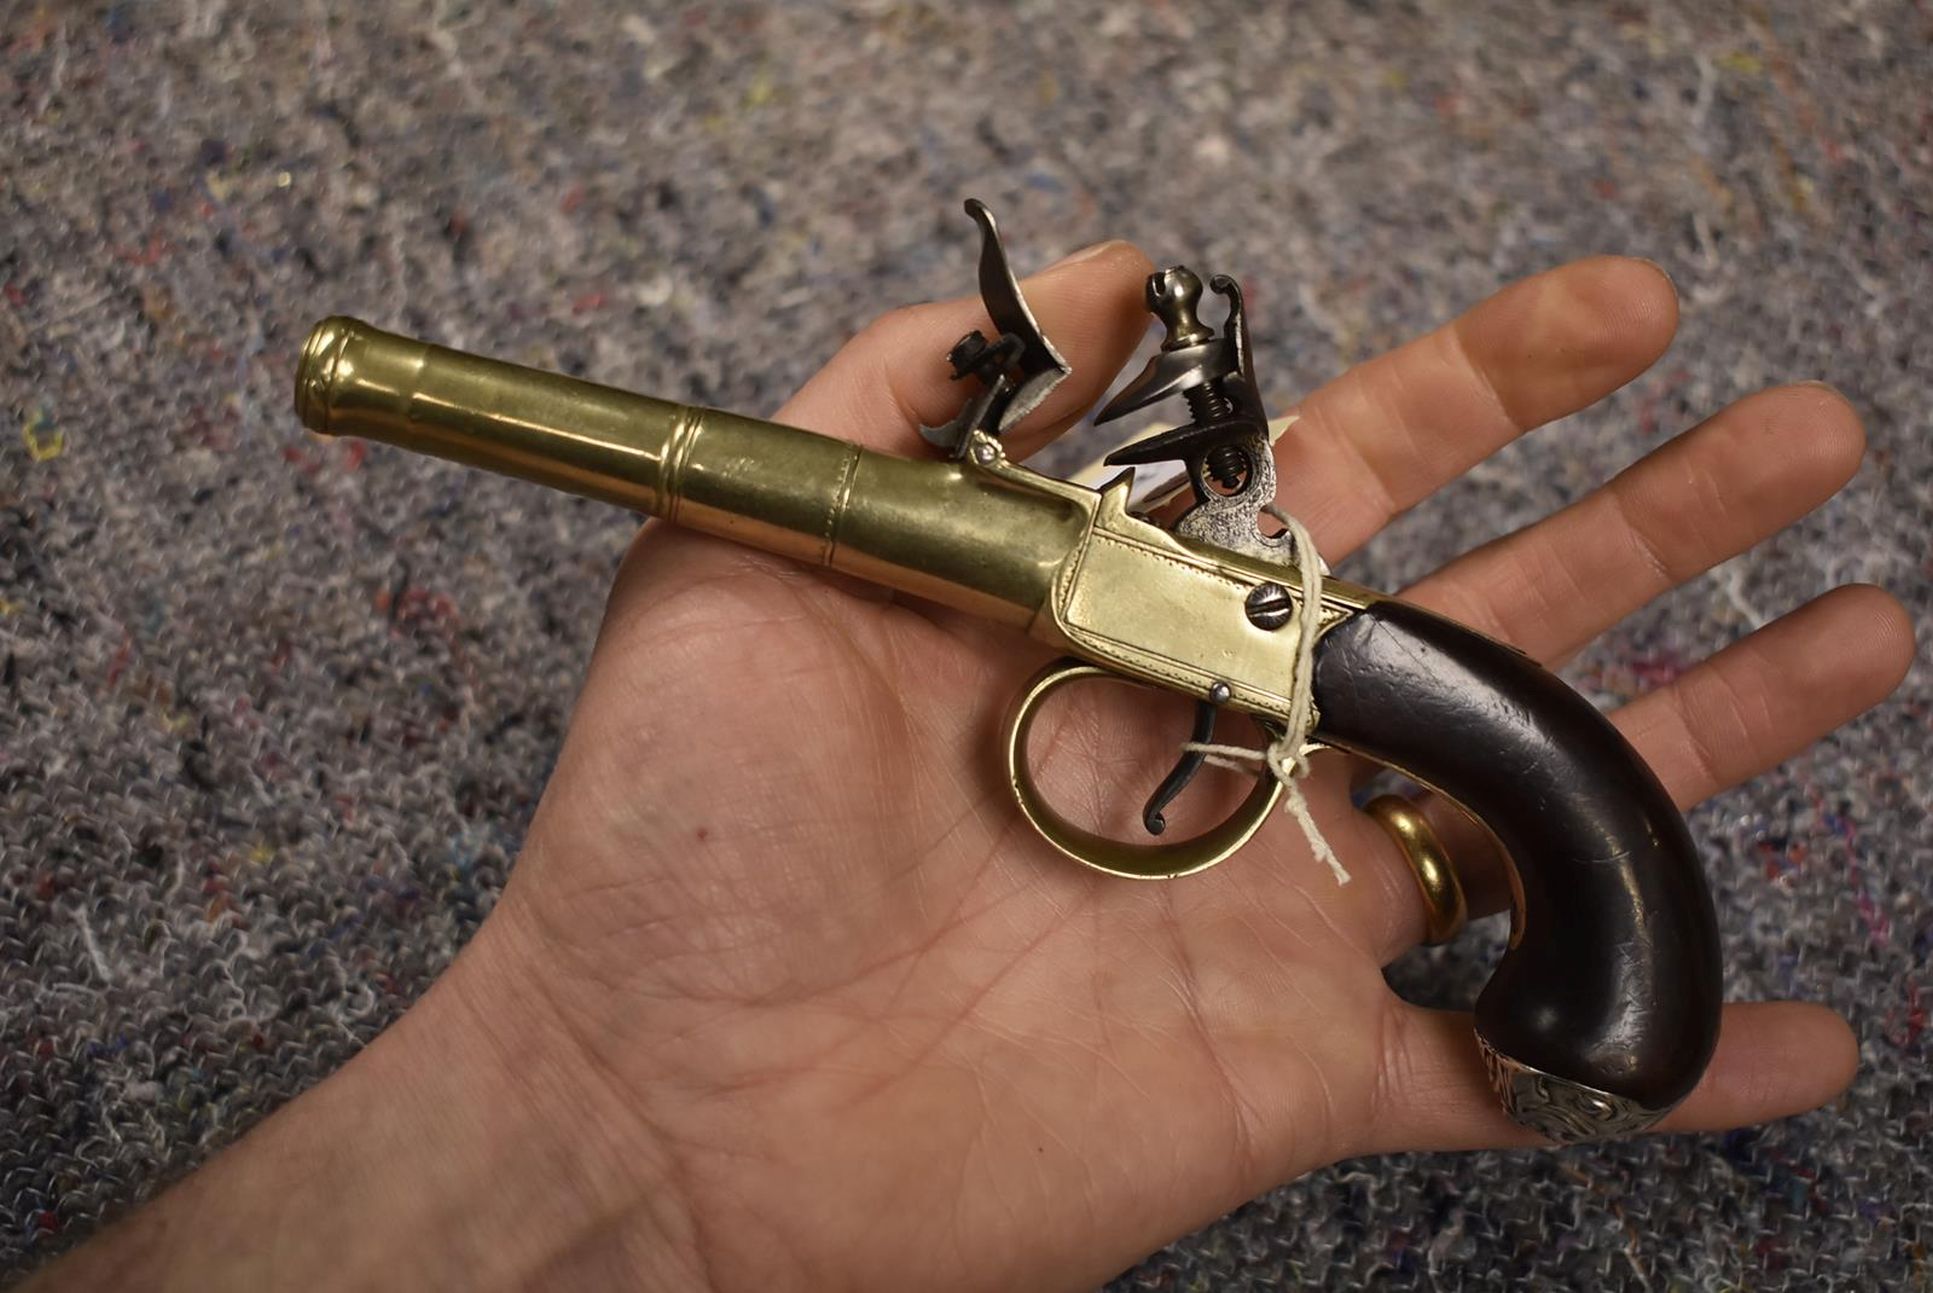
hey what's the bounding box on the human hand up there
[35,243,1911,1293]
[471,243,1910,1288]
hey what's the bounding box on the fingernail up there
[1043,239,1125,272]
[1633,257,1678,294]
[1796,379,1850,400]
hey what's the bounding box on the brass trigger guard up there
[1004,659,1284,879]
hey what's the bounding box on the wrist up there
[375,913,708,1288]
[28,913,704,1292]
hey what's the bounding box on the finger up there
[1282,257,1678,559]
[1401,382,1865,665]
[1356,584,1915,960]
[1611,583,1915,812]
[775,239,1155,457]
[1361,1000,1857,1153]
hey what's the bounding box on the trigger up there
[1143,699,1220,836]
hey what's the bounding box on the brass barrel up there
[295,318,1092,626]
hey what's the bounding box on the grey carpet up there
[1,1,1927,1287]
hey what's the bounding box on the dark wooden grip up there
[1311,599,1721,1124]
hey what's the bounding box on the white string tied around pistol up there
[1179,504,1350,885]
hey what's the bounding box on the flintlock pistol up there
[293,200,1721,1142]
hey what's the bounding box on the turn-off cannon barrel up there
[297,317,1088,627]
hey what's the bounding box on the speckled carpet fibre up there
[1,1,1927,1287]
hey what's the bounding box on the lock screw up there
[1245,582,1293,630]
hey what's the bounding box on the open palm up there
[464,243,1911,1291]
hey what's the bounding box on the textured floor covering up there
[1,1,1928,1287]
